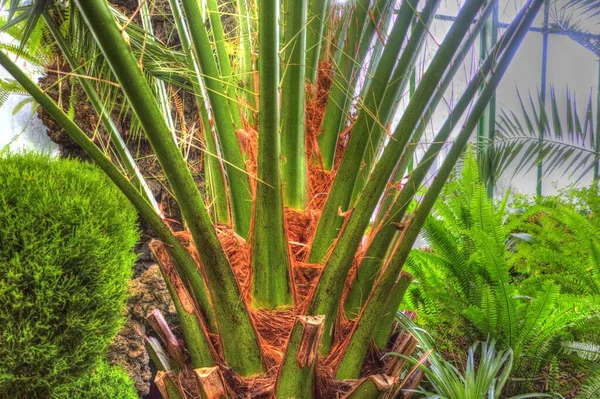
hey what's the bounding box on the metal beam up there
[537,0,550,197]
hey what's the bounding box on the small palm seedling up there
[0,0,543,396]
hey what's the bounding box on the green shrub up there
[0,153,139,398]
[53,361,138,399]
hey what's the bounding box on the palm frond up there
[549,10,600,55]
[0,0,55,51]
[483,87,599,183]
[565,0,600,20]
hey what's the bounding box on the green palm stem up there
[354,0,396,101]
[73,0,263,375]
[307,0,486,354]
[335,0,542,377]
[343,0,397,189]
[344,376,396,398]
[201,106,232,224]
[281,0,308,209]
[316,0,374,171]
[322,2,348,61]
[44,12,219,331]
[206,0,244,131]
[350,0,443,202]
[372,0,518,228]
[180,0,252,239]
[370,0,496,227]
[344,0,505,318]
[169,0,231,224]
[308,0,419,265]
[372,271,413,349]
[139,1,178,142]
[151,249,216,368]
[42,14,160,214]
[306,0,334,88]
[368,159,410,238]
[0,49,219,364]
[237,0,256,125]
[275,316,324,398]
[484,1,499,197]
[345,0,396,109]
[309,0,473,267]
[146,339,184,399]
[316,0,395,173]
[251,0,293,308]
[348,4,428,211]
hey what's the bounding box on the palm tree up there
[0,0,542,397]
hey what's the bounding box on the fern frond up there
[11,97,36,115]
[561,341,600,362]
[515,281,561,356]
[0,79,29,97]
[577,370,600,399]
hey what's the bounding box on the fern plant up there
[505,188,600,393]
[577,369,600,399]
[0,0,542,397]
[506,187,600,330]
[403,151,590,386]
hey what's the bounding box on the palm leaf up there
[0,0,54,51]
[565,0,600,20]
[483,87,599,183]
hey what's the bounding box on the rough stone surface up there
[107,265,176,396]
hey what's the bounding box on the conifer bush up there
[52,361,139,399]
[0,153,139,398]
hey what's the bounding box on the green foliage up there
[507,187,600,291]
[577,369,600,399]
[506,186,600,339]
[416,341,548,399]
[52,361,138,399]
[403,150,591,385]
[0,153,139,398]
[396,316,553,399]
[505,185,600,393]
